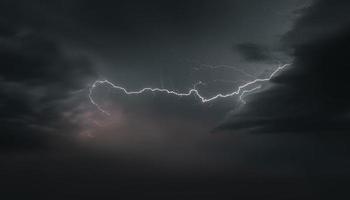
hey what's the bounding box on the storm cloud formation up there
[0,23,96,150]
[219,0,350,134]
[1,0,350,199]
[0,0,300,150]
[235,42,271,62]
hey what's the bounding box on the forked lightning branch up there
[89,64,289,115]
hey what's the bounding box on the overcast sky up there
[1,0,350,199]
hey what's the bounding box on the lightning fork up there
[89,64,289,115]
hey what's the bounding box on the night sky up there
[1,0,350,199]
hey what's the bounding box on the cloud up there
[235,42,271,62]
[217,0,350,134]
[0,23,96,151]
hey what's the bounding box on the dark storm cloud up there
[235,43,271,62]
[4,1,350,199]
[69,0,232,31]
[0,0,238,151]
[218,0,350,134]
[0,22,96,150]
[0,0,233,38]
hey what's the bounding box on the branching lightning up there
[239,85,262,104]
[89,64,289,115]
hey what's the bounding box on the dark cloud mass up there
[235,43,271,62]
[0,0,298,151]
[0,23,96,150]
[219,0,350,134]
[1,0,350,199]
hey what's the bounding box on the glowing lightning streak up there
[239,85,262,104]
[89,64,289,115]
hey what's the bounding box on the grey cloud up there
[218,0,350,134]
[235,43,271,62]
[0,23,96,151]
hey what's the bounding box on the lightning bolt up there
[239,85,262,104]
[89,64,289,115]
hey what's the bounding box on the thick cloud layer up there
[218,0,350,134]
[2,1,350,199]
[0,23,96,150]
[0,0,302,151]
[235,43,272,62]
